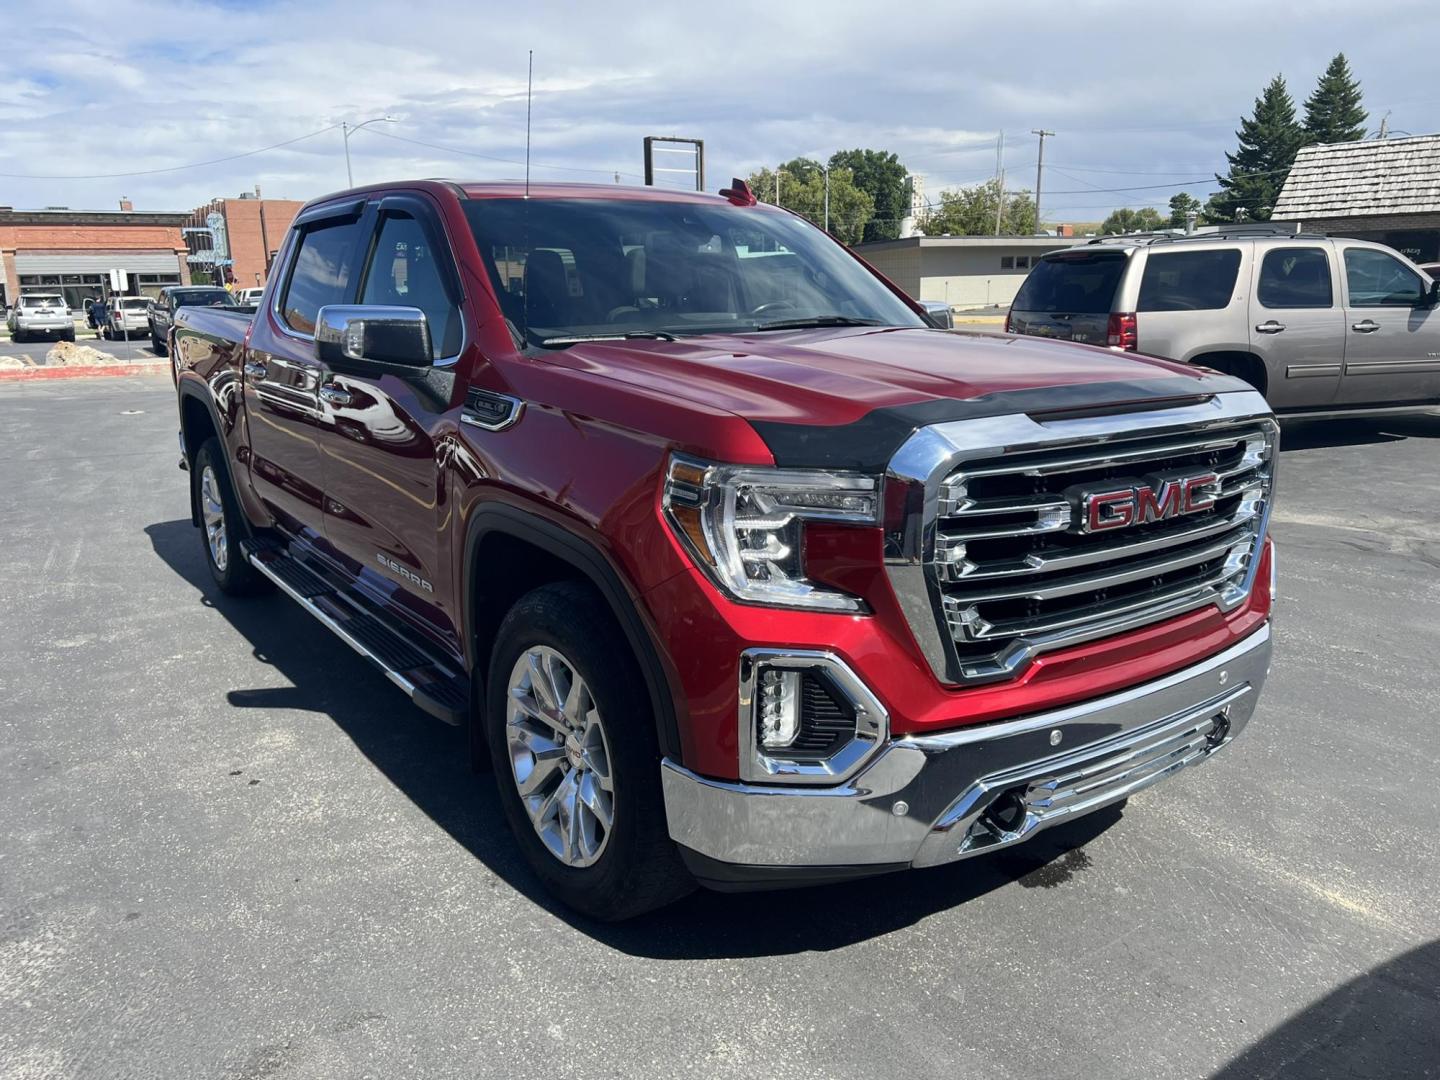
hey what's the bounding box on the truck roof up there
[456,180,742,205]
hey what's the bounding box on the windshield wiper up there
[752,315,887,332]
[534,330,679,347]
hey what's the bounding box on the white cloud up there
[1,0,1435,220]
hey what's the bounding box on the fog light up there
[758,668,801,749]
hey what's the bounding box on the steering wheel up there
[748,300,797,317]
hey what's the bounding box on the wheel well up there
[469,532,587,673]
[463,512,684,766]
[1191,351,1268,396]
[180,393,217,462]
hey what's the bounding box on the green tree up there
[827,149,910,242]
[746,159,876,245]
[1303,53,1367,144]
[1207,74,1304,223]
[1167,192,1203,229]
[1101,207,1166,235]
[919,179,1036,236]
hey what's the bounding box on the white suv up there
[7,293,75,343]
[1007,226,1440,412]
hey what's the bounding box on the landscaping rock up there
[45,341,122,367]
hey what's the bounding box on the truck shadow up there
[1209,938,1440,1080]
[1278,410,1440,451]
[147,517,1124,959]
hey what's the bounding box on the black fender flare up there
[176,377,256,538]
[461,503,684,763]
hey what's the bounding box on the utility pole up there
[1031,129,1054,235]
[775,166,781,206]
[823,165,830,233]
[994,130,1005,236]
[342,115,398,187]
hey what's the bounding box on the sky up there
[1,0,1436,224]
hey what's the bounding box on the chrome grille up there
[883,393,1278,686]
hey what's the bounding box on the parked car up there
[172,179,1277,919]
[102,296,153,340]
[235,287,266,306]
[147,285,238,353]
[1006,227,1440,412]
[7,292,75,343]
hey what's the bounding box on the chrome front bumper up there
[661,623,1271,872]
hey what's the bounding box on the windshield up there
[171,289,237,308]
[461,197,924,346]
[1012,251,1128,314]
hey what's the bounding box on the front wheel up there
[191,437,267,596]
[486,581,693,920]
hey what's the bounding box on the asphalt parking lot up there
[2,375,1438,1079]
[0,333,159,365]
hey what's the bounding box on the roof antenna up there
[521,49,534,350]
[524,49,533,198]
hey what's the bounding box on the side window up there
[280,216,362,335]
[1344,248,1424,307]
[1257,247,1332,309]
[1137,249,1242,312]
[359,213,461,359]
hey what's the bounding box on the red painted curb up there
[0,363,169,382]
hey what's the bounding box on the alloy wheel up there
[199,465,228,572]
[505,645,615,868]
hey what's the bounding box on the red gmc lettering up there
[1086,489,1136,532]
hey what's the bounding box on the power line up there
[359,127,646,180]
[0,124,342,179]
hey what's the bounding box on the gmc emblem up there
[1077,472,1220,533]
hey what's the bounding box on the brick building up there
[184,192,304,289]
[0,202,189,310]
[1273,134,1440,262]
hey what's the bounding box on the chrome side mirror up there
[315,304,432,374]
[918,300,954,330]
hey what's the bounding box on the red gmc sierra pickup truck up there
[171,178,1277,920]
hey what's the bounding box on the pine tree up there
[1303,53,1368,144]
[1207,75,1305,223]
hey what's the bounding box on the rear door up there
[1248,244,1345,408]
[315,194,466,641]
[1007,249,1127,346]
[1336,245,1440,404]
[243,200,367,534]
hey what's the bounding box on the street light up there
[342,115,398,187]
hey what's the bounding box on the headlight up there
[662,454,878,612]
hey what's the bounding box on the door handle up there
[319,384,353,407]
[1255,321,1286,334]
[1351,320,1381,333]
[243,360,268,379]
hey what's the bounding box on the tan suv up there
[1006,226,1440,412]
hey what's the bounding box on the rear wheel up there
[12,329,24,344]
[192,437,267,596]
[151,331,166,356]
[486,581,693,920]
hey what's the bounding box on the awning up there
[14,252,182,275]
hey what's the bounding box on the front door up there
[1337,245,1440,405]
[243,203,367,535]
[1248,244,1344,409]
[317,195,467,644]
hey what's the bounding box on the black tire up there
[151,331,167,356]
[12,329,24,344]
[63,328,76,342]
[486,581,693,920]
[192,437,267,596]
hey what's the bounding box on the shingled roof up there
[1272,134,1440,220]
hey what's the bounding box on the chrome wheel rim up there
[505,646,614,868]
[200,465,228,572]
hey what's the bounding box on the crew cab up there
[147,285,238,354]
[1007,227,1440,412]
[171,179,1277,919]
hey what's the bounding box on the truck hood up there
[546,326,1213,427]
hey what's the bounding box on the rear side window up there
[1012,253,1126,314]
[1137,249,1241,311]
[1257,248,1332,308]
[281,216,363,334]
